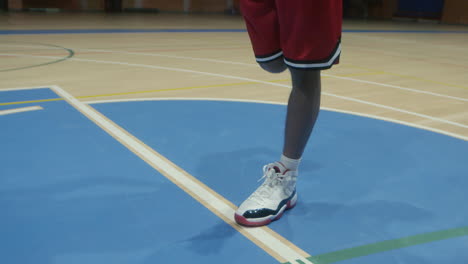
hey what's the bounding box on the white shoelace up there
[257,164,284,185]
[250,164,286,203]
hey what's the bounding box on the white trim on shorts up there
[255,51,284,63]
[284,43,341,69]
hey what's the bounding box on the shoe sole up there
[234,193,297,227]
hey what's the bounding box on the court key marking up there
[0,105,43,116]
[50,85,314,264]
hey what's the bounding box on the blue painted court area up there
[0,88,58,104]
[94,100,468,264]
[0,89,275,264]
[1,89,468,264]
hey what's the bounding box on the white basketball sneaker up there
[235,162,297,227]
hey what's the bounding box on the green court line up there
[285,226,468,264]
[0,43,74,72]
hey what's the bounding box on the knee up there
[259,57,287,73]
[289,68,321,96]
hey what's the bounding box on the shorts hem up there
[255,50,283,63]
[284,42,341,70]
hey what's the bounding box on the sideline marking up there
[0,105,43,116]
[49,85,314,264]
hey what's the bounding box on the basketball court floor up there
[1,12,467,264]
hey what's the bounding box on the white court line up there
[0,44,64,50]
[2,53,467,129]
[0,86,54,92]
[323,93,468,129]
[5,47,468,102]
[77,48,256,67]
[76,48,468,102]
[3,43,468,101]
[49,85,313,264]
[84,97,468,141]
[58,56,468,129]
[320,74,468,102]
[0,105,43,116]
[345,34,468,53]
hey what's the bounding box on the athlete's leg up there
[283,68,321,159]
[235,0,341,227]
[277,0,341,160]
[257,56,319,160]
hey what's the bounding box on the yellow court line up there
[343,63,468,90]
[0,98,63,106]
[336,71,386,77]
[76,81,256,99]
[0,79,291,106]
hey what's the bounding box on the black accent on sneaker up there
[242,190,296,219]
[243,208,276,218]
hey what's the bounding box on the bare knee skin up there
[289,68,321,97]
[259,56,287,73]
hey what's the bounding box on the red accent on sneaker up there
[234,213,273,227]
[286,197,297,209]
[274,162,290,175]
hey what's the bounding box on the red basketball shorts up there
[240,0,342,70]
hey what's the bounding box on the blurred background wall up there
[1,0,467,25]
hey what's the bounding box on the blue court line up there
[1,29,468,35]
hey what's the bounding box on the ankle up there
[280,154,301,171]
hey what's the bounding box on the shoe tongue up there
[272,162,287,173]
